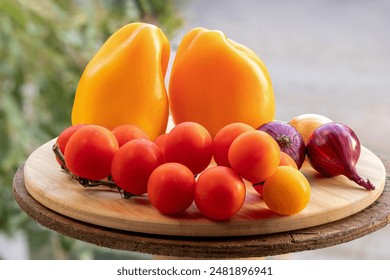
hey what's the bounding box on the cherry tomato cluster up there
[213,122,310,216]
[55,121,311,220]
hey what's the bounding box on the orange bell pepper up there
[71,22,170,140]
[169,27,275,137]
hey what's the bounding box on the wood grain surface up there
[14,159,390,258]
[23,139,386,237]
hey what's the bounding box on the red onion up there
[306,122,375,191]
[257,121,306,169]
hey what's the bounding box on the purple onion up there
[306,122,375,191]
[257,121,306,169]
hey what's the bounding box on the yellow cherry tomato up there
[263,166,311,215]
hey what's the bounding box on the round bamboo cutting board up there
[23,139,386,237]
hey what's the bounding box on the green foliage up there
[0,0,182,258]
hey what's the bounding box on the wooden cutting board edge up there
[23,139,386,237]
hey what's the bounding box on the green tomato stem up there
[52,143,134,199]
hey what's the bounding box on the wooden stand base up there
[13,158,390,259]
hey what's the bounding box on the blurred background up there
[1,0,389,259]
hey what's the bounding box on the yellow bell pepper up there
[169,27,275,137]
[71,22,170,140]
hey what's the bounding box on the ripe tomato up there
[253,154,304,197]
[112,124,149,147]
[55,124,86,166]
[164,122,213,175]
[194,166,246,220]
[253,152,297,198]
[212,122,254,167]
[64,125,119,180]
[154,133,168,162]
[279,151,298,169]
[111,139,164,195]
[252,182,265,197]
[147,162,195,215]
[263,166,311,215]
[228,130,280,184]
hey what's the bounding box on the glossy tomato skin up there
[195,166,246,220]
[252,182,265,197]
[147,162,195,215]
[212,122,254,167]
[153,133,168,162]
[111,124,149,147]
[228,130,280,184]
[57,124,86,154]
[64,125,119,180]
[55,124,86,167]
[164,122,213,175]
[111,139,164,195]
[263,166,311,216]
[253,152,298,198]
[279,151,298,169]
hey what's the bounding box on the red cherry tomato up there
[213,122,254,167]
[147,162,195,215]
[154,133,168,162]
[111,139,163,195]
[164,122,213,175]
[112,124,149,147]
[64,125,119,180]
[228,130,280,183]
[252,182,265,197]
[55,124,86,166]
[195,166,246,220]
[57,124,86,154]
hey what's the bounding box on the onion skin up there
[289,113,333,144]
[257,121,306,169]
[306,122,375,191]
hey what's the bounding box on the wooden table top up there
[13,157,390,259]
